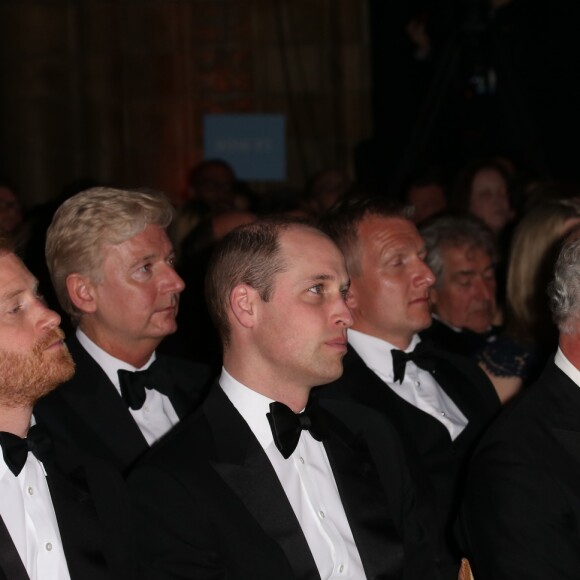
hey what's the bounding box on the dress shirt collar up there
[348,329,421,382]
[76,328,156,391]
[554,347,580,387]
[219,367,277,451]
[432,314,461,332]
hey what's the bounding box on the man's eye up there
[308,284,323,295]
[139,264,152,273]
[8,304,23,315]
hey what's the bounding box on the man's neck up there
[0,405,32,438]
[559,334,580,370]
[350,324,413,351]
[78,325,159,368]
[223,353,311,413]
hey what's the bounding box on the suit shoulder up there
[134,406,210,469]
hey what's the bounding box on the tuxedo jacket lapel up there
[204,388,320,580]
[322,412,404,580]
[0,514,29,580]
[65,336,149,461]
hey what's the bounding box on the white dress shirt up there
[0,449,71,580]
[220,368,367,580]
[555,347,580,385]
[348,329,468,440]
[77,329,179,445]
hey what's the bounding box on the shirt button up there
[319,510,325,519]
[441,412,446,417]
[339,564,344,573]
[143,405,149,413]
[45,542,53,551]
[299,456,304,464]
[27,487,34,495]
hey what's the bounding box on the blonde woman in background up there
[478,198,580,402]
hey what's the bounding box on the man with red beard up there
[315,197,500,580]
[34,187,211,475]
[0,234,133,580]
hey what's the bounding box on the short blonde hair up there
[46,186,174,324]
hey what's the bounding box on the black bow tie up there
[267,401,326,459]
[0,426,52,476]
[391,342,436,384]
[118,359,172,410]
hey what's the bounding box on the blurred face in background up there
[0,187,23,234]
[431,243,497,333]
[469,168,512,234]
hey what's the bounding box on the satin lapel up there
[548,369,580,479]
[204,387,320,580]
[425,355,484,422]
[322,411,404,580]
[0,514,29,580]
[44,457,109,580]
[65,336,149,463]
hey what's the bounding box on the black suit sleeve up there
[460,441,580,580]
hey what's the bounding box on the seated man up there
[34,187,211,474]
[459,230,580,579]
[0,233,133,580]
[128,217,435,579]
[316,198,500,580]
[419,214,500,357]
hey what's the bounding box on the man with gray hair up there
[419,214,499,357]
[34,187,210,474]
[459,229,580,578]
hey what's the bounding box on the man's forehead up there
[358,215,422,249]
[444,243,493,264]
[0,254,36,297]
[280,228,346,273]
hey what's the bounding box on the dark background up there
[368,0,580,189]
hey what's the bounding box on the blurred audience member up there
[186,159,253,213]
[420,214,500,359]
[0,178,24,235]
[306,169,352,214]
[450,158,515,237]
[478,199,580,402]
[403,166,448,224]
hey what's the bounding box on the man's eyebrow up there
[0,288,24,304]
[128,253,158,268]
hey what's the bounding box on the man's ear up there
[345,282,358,310]
[66,274,97,314]
[229,284,258,329]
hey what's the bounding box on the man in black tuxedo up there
[0,233,133,580]
[128,217,435,579]
[419,214,500,358]
[459,231,580,578]
[315,198,500,580]
[34,187,210,474]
